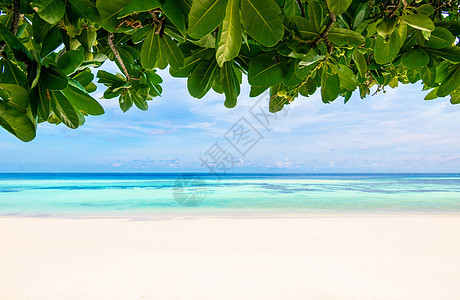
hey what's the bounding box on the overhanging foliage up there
[0,0,459,142]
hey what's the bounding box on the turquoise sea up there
[1,173,460,216]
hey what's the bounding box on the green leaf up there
[424,88,438,100]
[40,27,62,57]
[221,61,240,108]
[416,4,434,16]
[401,48,429,69]
[437,65,460,97]
[97,0,131,32]
[352,48,367,77]
[57,50,85,75]
[0,59,27,86]
[187,0,226,39]
[298,49,324,67]
[48,90,80,128]
[169,56,201,77]
[187,59,216,98]
[216,0,242,68]
[290,16,318,40]
[250,86,268,97]
[0,101,36,142]
[0,84,29,112]
[61,80,105,116]
[40,65,68,90]
[117,0,161,18]
[374,31,400,65]
[283,0,301,17]
[241,0,284,47]
[327,0,352,15]
[425,27,454,49]
[376,18,397,40]
[73,68,95,87]
[328,28,365,46]
[141,28,159,70]
[0,24,33,62]
[425,46,460,63]
[32,13,51,44]
[420,66,436,87]
[399,14,435,32]
[30,0,65,24]
[308,1,323,33]
[329,63,358,91]
[450,90,460,105]
[248,54,286,86]
[36,85,51,120]
[321,66,340,103]
[283,60,303,86]
[162,0,186,34]
[162,35,185,70]
[76,28,97,52]
[68,0,101,26]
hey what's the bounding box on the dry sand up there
[1,215,460,299]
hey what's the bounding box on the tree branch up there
[0,0,21,55]
[107,32,132,81]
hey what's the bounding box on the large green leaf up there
[0,101,36,142]
[48,90,80,128]
[437,65,460,97]
[374,31,400,64]
[162,0,186,34]
[36,85,51,120]
[399,14,435,32]
[40,26,62,57]
[61,80,105,116]
[187,0,226,39]
[401,48,429,69]
[329,63,358,91]
[308,1,323,33]
[40,65,68,90]
[221,62,240,108]
[425,27,454,49]
[57,50,85,75]
[290,16,318,40]
[0,84,29,112]
[241,0,284,47]
[352,48,367,77]
[450,90,460,105]
[30,0,65,24]
[0,24,33,62]
[216,0,242,68]
[32,13,51,44]
[117,0,161,18]
[140,28,159,70]
[162,35,185,70]
[328,28,365,46]
[0,59,27,86]
[169,56,201,77]
[425,46,460,63]
[97,0,131,32]
[420,66,436,87]
[68,0,101,26]
[327,0,352,15]
[248,54,286,86]
[321,66,340,103]
[187,59,216,98]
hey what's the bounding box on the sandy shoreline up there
[1,215,460,299]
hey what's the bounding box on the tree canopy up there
[0,0,459,142]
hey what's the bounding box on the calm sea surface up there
[1,173,460,216]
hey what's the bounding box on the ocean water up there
[0,173,460,216]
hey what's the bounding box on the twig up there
[107,32,132,81]
[0,0,21,55]
[296,0,305,18]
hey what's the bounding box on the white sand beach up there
[1,215,460,299]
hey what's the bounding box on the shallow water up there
[1,173,460,216]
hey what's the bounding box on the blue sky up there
[1,61,460,173]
